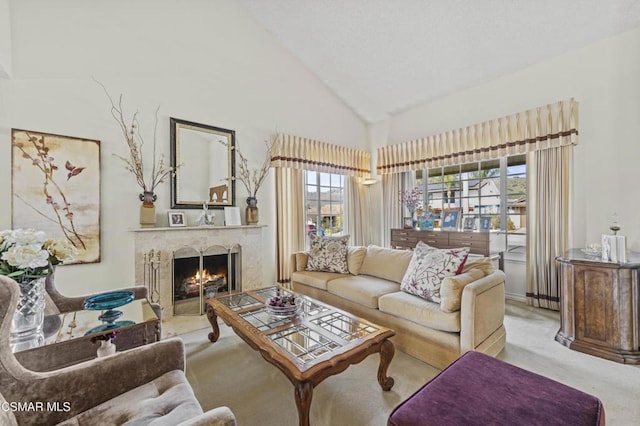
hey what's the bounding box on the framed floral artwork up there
[11,129,101,264]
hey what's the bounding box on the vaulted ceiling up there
[239,0,640,123]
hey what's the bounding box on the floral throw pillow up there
[401,242,470,303]
[306,234,349,273]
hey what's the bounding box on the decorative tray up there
[83,291,135,310]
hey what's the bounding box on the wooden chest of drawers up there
[390,228,505,269]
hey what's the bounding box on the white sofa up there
[291,245,506,369]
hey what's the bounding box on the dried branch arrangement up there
[95,79,174,194]
[235,135,276,199]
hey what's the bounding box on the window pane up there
[319,173,331,186]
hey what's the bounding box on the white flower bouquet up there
[0,228,75,282]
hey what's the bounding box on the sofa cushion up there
[292,270,349,291]
[347,246,367,275]
[327,275,401,309]
[440,268,485,313]
[58,370,203,426]
[359,245,414,284]
[306,234,349,273]
[400,243,470,303]
[379,291,461,333]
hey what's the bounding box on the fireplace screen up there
[172,245,240,315]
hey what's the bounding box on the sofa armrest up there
[459,270,506,353]
[177,406,237,426]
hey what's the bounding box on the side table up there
[13,299,160,371]
[556,249,640,364]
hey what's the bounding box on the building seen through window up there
[304,171,345,243]
[412,154,526,260]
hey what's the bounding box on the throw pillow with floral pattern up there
[306,234,349,273]
[401,241,470,303]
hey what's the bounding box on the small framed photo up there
[463,217,476,231]
[168,211,186,227]
[441,210,460,230]
[479,216,492,231]
[224,206,242,226]
[403,217,414,229]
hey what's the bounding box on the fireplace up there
[172,244,241,315]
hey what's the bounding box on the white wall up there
[0,0,11,78]
[385,27,640,297]
[0,0,367,296]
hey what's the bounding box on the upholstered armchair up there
[1,275,236,426]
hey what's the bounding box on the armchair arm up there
[47,273,149,313]
[459,270,506,353]
[177,406,237,426]
[11,338,185,425]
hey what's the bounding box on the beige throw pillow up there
[295,252,309,272]
[440,268,485,312]
[306,234,349,273]
[461,257,495,275]
[347,246,367,275]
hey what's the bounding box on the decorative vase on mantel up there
[10,276,46,352]
[139,191,157,228]
[246,197,259,225]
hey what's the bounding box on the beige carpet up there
[179,301,640,425]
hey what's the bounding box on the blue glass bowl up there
[83,291,135,311]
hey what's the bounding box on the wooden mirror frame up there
[170,117,236,209]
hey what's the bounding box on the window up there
[305,171,345,242]
[412,154,526,260]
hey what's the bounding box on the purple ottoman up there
[388,351,605,426]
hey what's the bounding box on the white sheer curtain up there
[346,176,367,246]
[274,167,305,287]
[382,173,401,247]
[526,145,573,310]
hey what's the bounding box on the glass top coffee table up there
[206,286,395,426]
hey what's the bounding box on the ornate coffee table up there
[206,286,395,426]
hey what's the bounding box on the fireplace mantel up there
[132,225,266,318]
[132,224,266,233]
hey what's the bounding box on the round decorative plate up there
[83,291,135,311]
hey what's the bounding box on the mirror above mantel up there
[170,117,236,209]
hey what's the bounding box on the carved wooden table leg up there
[377,339,395,391]
[206,304,220,343]
[294,380,313,426]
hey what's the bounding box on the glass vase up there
[96,339,117,357]
[10,276,46,352]
[246,196,259,225]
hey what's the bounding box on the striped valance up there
[271,133,371,177]
[377,98,578,174]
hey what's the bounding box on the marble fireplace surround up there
[133,225,266,319]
